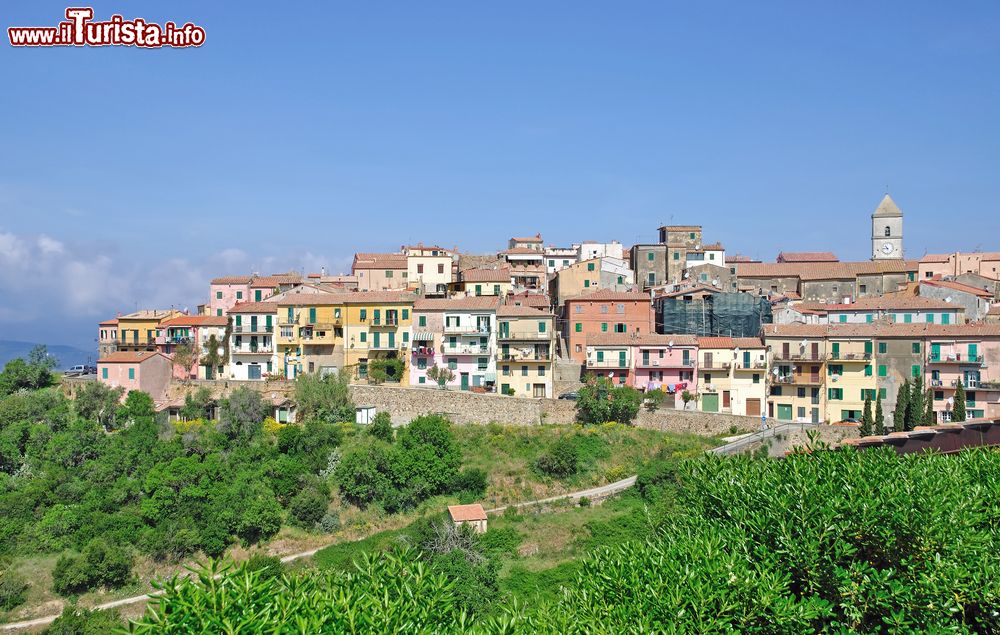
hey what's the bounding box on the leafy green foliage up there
[860,393,873,436]
[874,394,885,435]
[44,605,123,634]
[288,487,328,527]
[367,358,405,384]
[179,387,213,422]
[368,411,394,442]
[0,563,27,611]
[954,380,967,421]
[534,437,579,477]
[575,377,642,424]
[72,382,124,431]
[52,539,131,595]
[129,551,468,633]
[0,345,56,397]
[294,372,354,423]
[893,378,909,432]
[217,387,267,442]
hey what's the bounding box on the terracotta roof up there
[250,274,302,287]
[340,290,418,304]
[118,309,179,320]
[587,333,697,346]
[565,288,650,303]
[725,255,758,263]
[497,304,551,317]
[273,292,343,306]
[701,243,724,251]
[160,315,229,327]
[657,284,722,299]
[448,504,488,522]
[920,253,951,264]
[920,278,993,298]
[501,247,546,255]
[658,225,701,231]
[763,323,1000,338]
[99,318,118,326]
[510,235,543,243]
[776,251,838,263]
[735,260,917,281]
[989,305,1000,316]
[508,291,550,308]
[414,297,500,311]
[461,267,511,282]
[794,296,959,313]
[351,253,407,270]
[698,336,765,349]
[98,351,168,364]
[228,301,279,314]
[211,275,253,285]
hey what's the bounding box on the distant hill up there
[0,340,96,370]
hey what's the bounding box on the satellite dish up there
[946,397,954,407]
[945,297,952,303]
[668,339,674,347]
[683,272,689,279]
[771,367,779,376]
[800,339,808,349]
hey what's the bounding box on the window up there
[521,366,528,376]
[601,323,608,332]
[673,252,679,260]
[587,262,595,271]
[859,284,867,294]
[360,309,367,320]
[878,342,887,354]
[614,323,626,333]
[417,357,427,370]
[934,390,944,400]
[879,388,887,399]
[884,225,891,237]
[385,270,393,278]
[942,313,950,325]
[797,387,806,398]
[478,357,488,370]
[216,291,222,299]
[903,313,912,324]
[128,368,135,380]
[418,316,426,327]
[752,374,760,384]
[538,366,546,376]
[437,263,445,274]
[866,314,873,323]
[309,308,317,324]
[616,303,625,314]
[771,386,782,396]
[402,309,409,320]
[912,342,920,354]
[575,323,582,332]
[584,280,590,288]
[617,275,624,284]
[865,365,872,377]
[839,315,847,323]
[418,376,426,384]
[601,305,609,314]
[828,388,843,400]
[647,252,654,261]
[502,365,510,376]
[878,364,887,377]
[236,291,243,300]
[448,358,458,370]
[689,232,695,239]
[912,365,920,378]
[538,321,546,333]
[101,367,108,379]
[417,263,424,274]
[360,332,367,342]
[475,284,482,296]
[647,273,655,284]
[493,285,501,295]
[597,351,604,362]
[926,313,934,323]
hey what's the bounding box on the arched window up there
[884,226,891,237]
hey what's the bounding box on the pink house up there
[584,333,697,393]
[155,315,229,380]
[97,351,173,401]
[209,276,253,316]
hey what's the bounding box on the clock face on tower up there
[882,242,894,255]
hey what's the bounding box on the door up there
[931,343,941,361]
[702,393,719,413]
[782,343,789,358]
[460,373,469,391]
[811,408,820,423]
[743,351,751,368]
[746,398,761,417]
[618,351,627,368]
[205,365,214,380]
[722,391,731,409]
[810,365,820,383]
[248,364,261,380]
[704,352,713,368]
[250,316,258,332]
[811,342,820,360]
[777,404,793,421]
[373,332,381,348]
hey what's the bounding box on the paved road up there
[709,423,818,456]
[1,476,639,632]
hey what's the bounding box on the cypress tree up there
[893,379,909,433]
[874,394,885,435]
[906,375,923,431]
[953,380,967,422]
[860,394,873,437]
[925,388,935,425]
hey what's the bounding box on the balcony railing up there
[370,318,399,328]
[442,344,491,355]
[830,352,872,361]
[233,345,273,354]
[772,352,826,362]
[498,332,550,341]
[368,343,407,352]
[586,359,629,369]
[774,375,822,385]
[500,352,551,362]
[635,358,695,369]
[928,353,985,364]
[411,345,436,356]
[733,361,768,370]
[699,361,731,370]
[444,324,490,335]
[234,325,275,334]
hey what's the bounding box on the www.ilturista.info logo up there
[8,7,205,48]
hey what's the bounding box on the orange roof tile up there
[510,235,543,242]
[448,504,488,522]
[250,274,303,287]
[159,315,229,327]
[586,333,697,347]
[228,301,279,314]
[99,318,118,326]
[351,253,407,270]
[211,275,253,285]
[461,267,511,282]
[920,278,993,298]
[763,322,1000,338]
[698,336,765,348]
[565,288,650,303]
[736,259,917,281]
[414,297,500,311]
[793,296,959,313]
[776,251,839,263]
[98,351,168,364]
[497,304,552,317]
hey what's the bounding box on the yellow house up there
[457,267,513,297]
[763,325,828,423]
[273,289,346,379]
[696,337,767,417]
[824,332,879,423]
[496,305,556,398]
[116,309,184,352]
[343,291,417,384]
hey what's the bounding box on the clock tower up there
[871,194,903,260]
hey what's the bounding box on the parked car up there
[65,364,97,377]
[558,391,578,401]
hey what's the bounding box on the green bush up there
[243,553,284,581]
[534,437,579,478]
[288,488,328,527]
[368,411,394,442]
[45,605,123,634]
[451,468,487,497]
[0,564,27,611]
[575,377,642,424]
[52,539,131,596]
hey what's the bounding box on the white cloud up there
[37,235,64,255]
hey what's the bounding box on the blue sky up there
[2,1,999,350]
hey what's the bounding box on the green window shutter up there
[831,343,839,358]
[236,291,243,300]
[969,344,978,360]
[216,291,223,299]
[266,315,272,328]
[402,309,409,320]
[878,342,887,354]
[128,368,135,380]
[911,364,920,378]
[878,365,887,377]
[601,323,608,332]
[942,313,950,325]
[864,365,872,377]
[926,313,934,323]
[102,368,108,379]
[912,342,920,354]
[287,307,294,322]
[904,314,912,323]
[360,308,367,320]
[587,262,595,271]
[309,308,317,323]
[575,323,582,333]
[839,315,847,323]
[475,285,482,296]
[673,252,679,260]
[828,388,833,400]
[879,388,887,399]
[493,285,500,295]
[597,351,604,362]
[255,290,262,301]
[538,321,546,333]
[360,332,367,342]
[584,280,590,288]
[419,316,427,327]
[866,314,873,323]
[617,276,623,284]
[548,260,555,267]
[646,252,654,261]
[403,332,409,343]
[864,340,873,354]
[235,315,242,327]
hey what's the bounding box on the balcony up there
[410,345,436,356]
[233,344,274,354]
[830,352,871,362]
[370,318,399,328]
[500,351,551,362]
[444,324,490,335]
[498,332,550,341]
[927,353,985,365]
[368,343,406,352]
[772,352,826,363]
[774,374,822,386]
[635,357,695,369]
[442,344,491,355]
[234,325,275,334]
[699,361,731,370]
[733,361,768,371]
[586,358,629,369]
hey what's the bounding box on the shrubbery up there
[534,437,579,477]
[575,376,642,424]
[52,539,131,595]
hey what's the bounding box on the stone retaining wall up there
[348,385,544,425]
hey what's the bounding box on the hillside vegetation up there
[127,447,1000,633]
